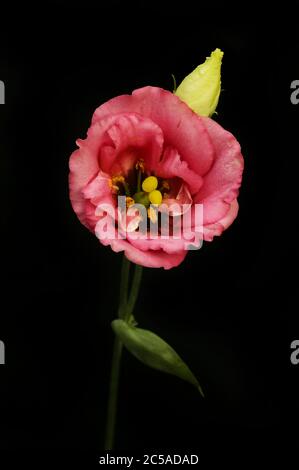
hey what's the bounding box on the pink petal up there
[69,141,100,229]
[157,146,203,194]
[159,184,192,216]
[82,171,112,206]
[99,112,164,175]
[218,198,239,230]
[195,117,244,225]
[69,112,164,228]
[202,223,223,241]
[126,233,188,254]
[121,241,187,269]
[95,219,187,269]
[92,86,215,176]
[202,199,239,241]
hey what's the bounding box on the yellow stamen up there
[109,175,129,195]
[147,206,158,223]
[109,179,120,194]
[142,176,158,193]
[149,189,162,205]
[111,175,125,185]
[135,159,145,172]
[126,197,135,208]
[161,180,170,191]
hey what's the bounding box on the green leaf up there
[112,319,204,396]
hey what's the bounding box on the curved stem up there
[125,264,143,322]
[104,335,123,450]
[118,256,130,319]
[104,256,143,450]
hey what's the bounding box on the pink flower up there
[69,86,244,269]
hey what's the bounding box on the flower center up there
[109,160,170,222]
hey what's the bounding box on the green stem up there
[104,334,123,450]
[137,168,142,192]
[104,256,143,450]
[118,256,130,319]
[125,264,143,322]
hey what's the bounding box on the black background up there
[0,0,299,466]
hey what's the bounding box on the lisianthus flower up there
[69,85,244,269]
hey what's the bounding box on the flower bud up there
[175,48,223,117]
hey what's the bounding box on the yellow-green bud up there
[175,48,223,117]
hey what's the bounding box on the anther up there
[126,197,135,208]
[147,206,158,223]
[135,159,145,172]
[148,189,163,205]
[142,176,158,193]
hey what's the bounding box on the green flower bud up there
[175,48,223,117]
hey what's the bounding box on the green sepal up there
[112,319,204,396]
